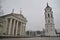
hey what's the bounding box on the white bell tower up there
[44,3,56,36]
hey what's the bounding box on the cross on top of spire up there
[47,3,48,6]
[47,3,49,7]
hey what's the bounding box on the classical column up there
[16,21,18,36]
[8,18,12,35]
[23,23,26,35]
[20,22,22,36]
[6,19,9,35]
[12,20,16,35]
[22,23,26,36]
[17,22,20,36]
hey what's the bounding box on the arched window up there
[48,14,50,17]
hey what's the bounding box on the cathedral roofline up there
[0,13,27,22]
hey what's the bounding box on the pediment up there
[0,13,25,19]
[0,13,27,22]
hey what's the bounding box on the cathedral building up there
[0,9,27,36]
[44,3,57,36]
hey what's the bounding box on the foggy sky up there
[1,0,60,31]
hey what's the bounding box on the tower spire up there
[47,3,49,7]
[47,3,48,6]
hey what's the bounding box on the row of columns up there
[7,18,26,36]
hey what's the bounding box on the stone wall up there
[0,36,60,40]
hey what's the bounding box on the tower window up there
[48,14,50,17]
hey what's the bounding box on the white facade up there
[44,3,56,36]
[0,12,27,36]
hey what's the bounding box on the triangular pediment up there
[0,13,27,22]
[0,13,25,19]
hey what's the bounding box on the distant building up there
[44,3,57,36]
[0,9,27,36]
[26,30,45,37]
[26,31,36,37]
[56,29,60,36]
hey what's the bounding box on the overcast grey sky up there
[1,0,60,31]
